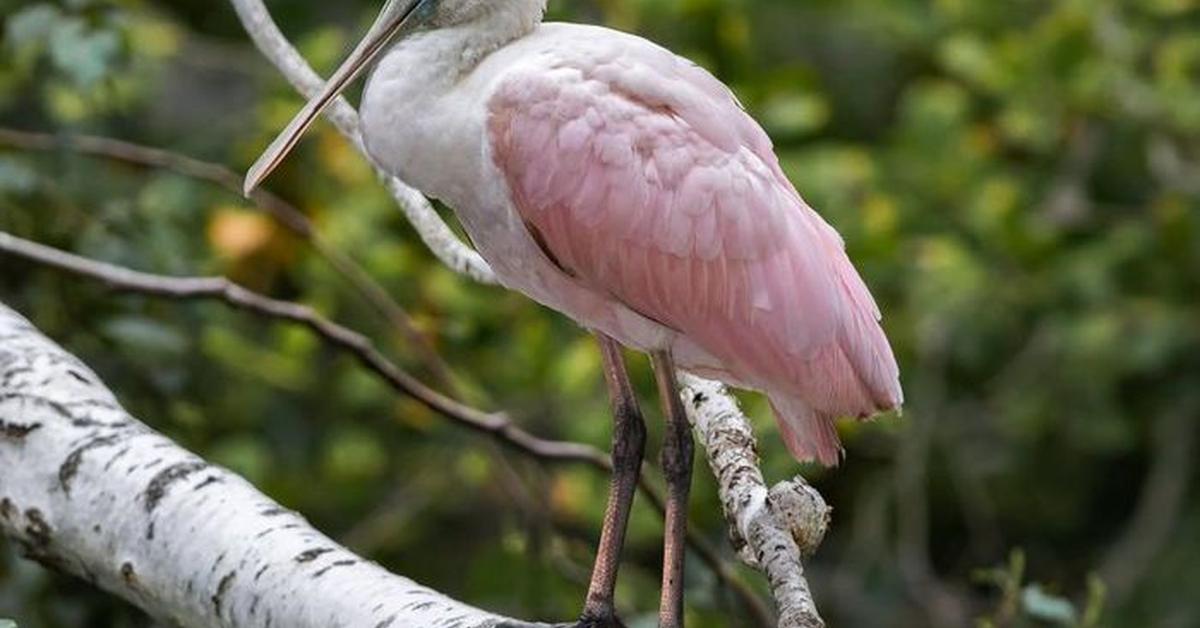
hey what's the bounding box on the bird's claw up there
[575,612,627,628]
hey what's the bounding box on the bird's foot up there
[575,609,627,628]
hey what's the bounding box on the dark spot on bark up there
[145,521,156,541]
[0,497,13,520]
[0,420,41,439]
[374,617,397,628]
[121,562,137,586]
[294,547,334,563]
[24,508,51,548]
[60,434,123,494]
[312,559,356,578]
[93,524,101,534]
[103,446,132,471]
[259,505,289,517]
[0,393,70,419]
[18,539,67,572]
[195,475,222,490]
[692,392,708,409]
[254,564,270,581]
[212,570,236,617]
[143,461,207,512]
[0,370,33,391]
[67,369,92,384]
[64,399,119,413]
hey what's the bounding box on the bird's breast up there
[361,83,475,207]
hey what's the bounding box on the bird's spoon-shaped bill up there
[243,0,427,196]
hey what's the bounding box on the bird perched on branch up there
[245,1,902,625]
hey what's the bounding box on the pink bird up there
[245,1,902,626]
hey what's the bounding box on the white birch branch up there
[679,375,830,628]
[0,302,557,628]
[227,2,831,625]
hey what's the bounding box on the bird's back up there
[401,22,902,464]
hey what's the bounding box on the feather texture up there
[485,30,902,464]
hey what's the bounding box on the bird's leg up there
[579,333,647,628]
[650,350,694,628]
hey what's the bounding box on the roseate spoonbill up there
[245,1,903,625]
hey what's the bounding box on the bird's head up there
[243,0,546,195]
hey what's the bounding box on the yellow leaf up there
[208,208,275,260]
[549,469,595,517]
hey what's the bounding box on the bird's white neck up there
[360,3,545,212]
[399,3,544,80]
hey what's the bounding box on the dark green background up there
[2,0,1198,626]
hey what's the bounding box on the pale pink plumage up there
[485,30,901,465]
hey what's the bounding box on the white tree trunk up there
[0,302,555,628]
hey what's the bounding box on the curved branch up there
[0,302,559,628]
[1100,401,1197,601]
[0,127,464,397]
[0,231,599,467]
[228,0,497,285]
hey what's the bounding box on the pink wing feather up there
[487,33,901,465]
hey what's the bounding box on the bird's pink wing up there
[487,35,900,464]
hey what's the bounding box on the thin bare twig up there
[0,127,464,398]
[0,230,600,465]
[1100,400,1197,601]
[0,128,563,563]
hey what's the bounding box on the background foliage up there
[2,0,1198,626]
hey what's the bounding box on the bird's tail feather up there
[769,394,843,467]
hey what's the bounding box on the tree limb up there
[0,126,464,397]
[0,231,601,467]
[680,375,829,628]
[0,229,774,625]
[0,301,563,628]
[1099,400,1197,601]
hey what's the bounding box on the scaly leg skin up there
[578,334,647,628]
[651,350,694,628]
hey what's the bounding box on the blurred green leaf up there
[0,158,38,195]
[5,4,61,62]
[48,17,120,88]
